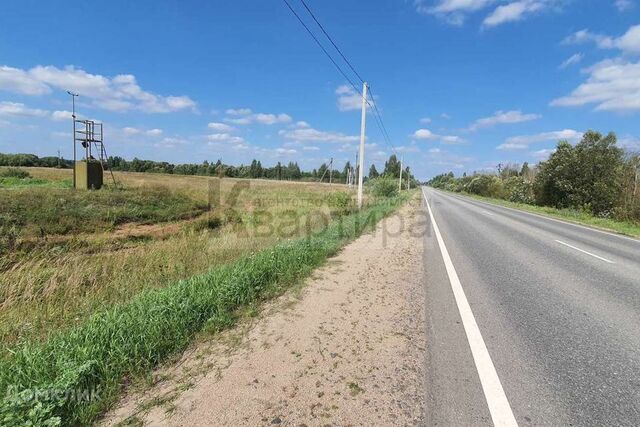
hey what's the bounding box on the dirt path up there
[102,198,427,426]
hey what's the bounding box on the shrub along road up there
[422,187,640,426]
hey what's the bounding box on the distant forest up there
[0,152,414,184]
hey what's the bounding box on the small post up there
[67,91,79,188]
[399,156,403,191]
[329,157,333,186]
[357,82,367,209]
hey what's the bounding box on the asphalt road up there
[421,187,640,427]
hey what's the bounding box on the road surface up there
[422,187,640,427]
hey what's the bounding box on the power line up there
[297,0,365,85]
[281,0,361,96]
[282,0,405,172]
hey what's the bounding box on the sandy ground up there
[101,198,427,426]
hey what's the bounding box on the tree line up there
[427,131,640,222]
[0,152,416,185]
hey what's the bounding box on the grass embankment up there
[0,170,349,347]
[452,191,640,238]
[0,191,412,426]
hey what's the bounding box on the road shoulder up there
[101,198,427,426]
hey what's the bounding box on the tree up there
[369,164,379,179]
[383,155,401,178]
[534,131,623,215]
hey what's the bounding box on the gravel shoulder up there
[101,198,427,426]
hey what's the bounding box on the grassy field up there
[453,191,640,238]
[0,166,410,426]
[0,167,354,347]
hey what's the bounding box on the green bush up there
[327,191,354,215]
[0,168,30,179]
[504,177,535,204]
[534,131,623,215]
[465,175,505,199]
[368,176,398,198]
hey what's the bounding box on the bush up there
[534,131,624,215]
[465,175,505,199]
[0,168,30,179]
[368,176,398,198]
[504,177,535,204]
[326,191,354,216]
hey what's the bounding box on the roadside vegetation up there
[0,165,412,425]
[1,152,418,186]
[427,131,640,237]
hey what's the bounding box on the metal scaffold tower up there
[73,118,117,188]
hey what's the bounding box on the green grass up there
[0,177,71,189]
[0,185,208,239]
[0,192,411,426]
[455,191,640,238]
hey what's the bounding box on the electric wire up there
[282,0,408,175]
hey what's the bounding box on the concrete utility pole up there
[357,82,367,209]
[634,159,639,198]
[329,157,333,186]
[67,91,79,188]
[399,156,403,192]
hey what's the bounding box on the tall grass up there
[0,193,409,426]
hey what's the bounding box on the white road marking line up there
[422,189,519,427]
[554,240,615,264]
[482,210,495,217]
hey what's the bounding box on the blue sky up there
[0,0,638,180]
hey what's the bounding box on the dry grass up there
[0,168,353,347]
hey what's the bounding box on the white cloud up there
[530,148,556,159]
[225,108,252,116]
[426,148,474,169]
[0,66,51,95]
[413,129,436,140]
[51,110,73,121]
[302,145,320,151]
[497,129,583,150]
[482,0,546,27]
[397,144,421,153]
[225,117,252,125]
[279,124,359,143]
[440,112,452,119]
[420,117,432,124]
[412,128,465,144]
[415,0,560,27]
[207,133,245,144]
[619,135,640,150]
[551,59,640,112]
[559,53,584,69]
[469,110,540,130]
[122,126,141,135]
[614,0,634,11]
[155,137,188,148]
[146,128,163,136]
[415,0,496,25]
[0,101,48,117]
[0,65,196,113]
[208,122,234,132]
[563,25,640,55]
[275,147,297,156]
[223,111,292,126]
[254,113,292,125]
[335,85,369,112]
